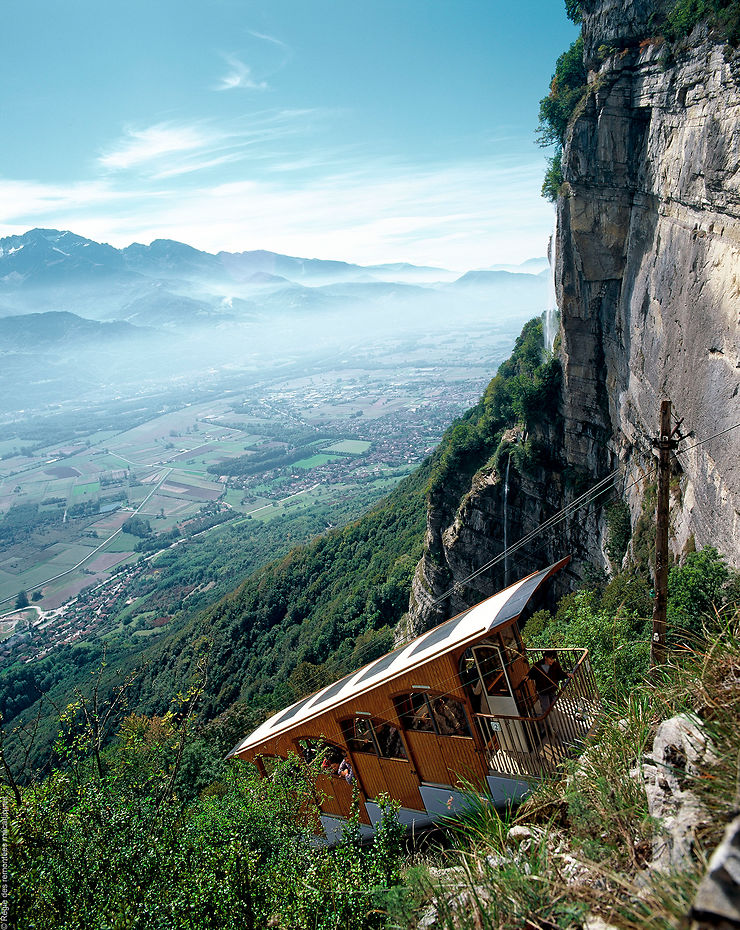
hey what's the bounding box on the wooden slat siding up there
[439,737,484,787]
[235,615,535,820]
[403,730,451,785]
[315,772,355,818]
[377,757,424,810]
[350,750,387,800]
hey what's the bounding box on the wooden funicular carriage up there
[229,558,601,842]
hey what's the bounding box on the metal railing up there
[475,648,601,780]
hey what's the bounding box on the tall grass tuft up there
[419,610,739,929]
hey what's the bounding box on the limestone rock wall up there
[407,2,740,635]
[558,22,740,572]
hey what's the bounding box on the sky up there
[0,1,578,271]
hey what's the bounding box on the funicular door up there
[377,756,425,810]
[352,750,387,801]
[403,729,451,786]
[437,734,485,787]
[344,718,425,812]
[398,692,478,788]
[316,771,355,818]
[471,642,538,755]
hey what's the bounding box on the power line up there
[282,469,624,698]
[676,421,740,456]
[266,420,738,706]
[428,468,621,609]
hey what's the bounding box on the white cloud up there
[215,54,268,92]
[99,124,215,171]
[0,153,555,269]
[151,153,247,180]
[0,178,128,220]
[248,30,290,53]
[95,112,325,181]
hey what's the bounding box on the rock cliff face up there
[407,0,740,634]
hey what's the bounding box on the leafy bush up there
[122,515,152,538]
[668,546,737,635]
[663,0,740,44]
[565,0,582,22]
[606,500,631,565]
[9,714,407,930]
[427,318,562,498]
[527,588,651,701]
[542,150,564,201]
[523,549,737,701]
[537,37,587,148]
[537,36,587,202]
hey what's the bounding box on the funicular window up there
[298,738,345,774]
[345,717,376,755]
[461,627,525,701]
[375,722,407,760]
[395,692,471,738]
[341,717,407,760]
[460,626,536,719]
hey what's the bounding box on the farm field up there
[0,319,521,629]
[322,440,371,454]
[293,453,341,469]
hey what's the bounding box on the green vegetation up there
[71,479,100,497]
[605,499,631,565]
[0,502,64,547]
[427,318,561,500]
[0,469,428,772]
[523,546,738,701]
[323,440,372,454]
[8,700,408,930]
[8,544,737,929]
[122,515,152,538]
[14,589,29,610]
[662,0,740,45]
[293,453,340,469]
[668,545,739,635]
[206,429,335,477]
[537,35,587,201]
[421,613,740,930]
[138,461,430,726]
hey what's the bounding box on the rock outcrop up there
[408,0,740,633]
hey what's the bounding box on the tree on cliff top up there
[537,36,587,200]
[564,0,583,23]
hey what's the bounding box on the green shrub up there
[606,500,631,565]
[537,35,587,201]
[427,319,562,497]
[663,0,740,44]
[542,150,564,202]
[528,589,651,701]
[668,546,736,635]
[9,720,407,930]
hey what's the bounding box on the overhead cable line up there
[427,467,621,609]
[264,420,739,705]
[675,421,740,456]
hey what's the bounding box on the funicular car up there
[228,558,601,842]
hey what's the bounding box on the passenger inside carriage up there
[375,723,406,759]
[432,697,470,736]
[396,692,471,737]
[337,756,354,783]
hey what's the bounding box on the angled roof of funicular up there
[230,557,569,756]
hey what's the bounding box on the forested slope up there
[5,317,556,774]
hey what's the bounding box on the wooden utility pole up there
[651,399,678,669]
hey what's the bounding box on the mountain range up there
[0,228,549,329]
